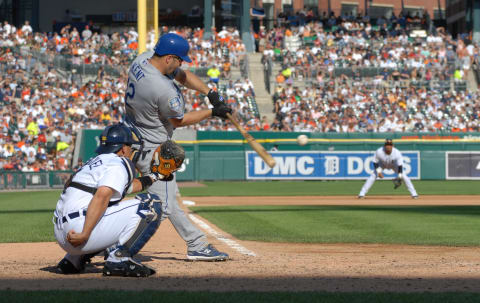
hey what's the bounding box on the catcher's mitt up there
[151,140,185,176]
[393,177,402,189]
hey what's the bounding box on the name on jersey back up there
[130,63,145,81]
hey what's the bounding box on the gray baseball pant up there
[136,141,207,252]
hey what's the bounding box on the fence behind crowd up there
[10,46,124,79]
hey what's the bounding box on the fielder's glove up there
[151,140,185,178]
[393,177,402,189]
[207,89,225,107]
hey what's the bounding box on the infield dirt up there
[1,195,480,292]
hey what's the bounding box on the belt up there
[54,209,87,224]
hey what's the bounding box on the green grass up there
[0,191,60,242]
[179,180,480,196]
[0,180,478,243]
[1,291,479,303]
[191,205,480,246]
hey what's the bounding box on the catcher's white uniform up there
[358,146,418,197]
[53,153,149,264]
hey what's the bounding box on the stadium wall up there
[1,130,478,189]
[75,130,480,182]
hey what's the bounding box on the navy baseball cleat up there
[57,253,99,274]
[103,259,156,277]
[57,257,84,274]
[187,244,229,261]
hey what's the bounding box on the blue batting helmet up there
[153,33,192,63]
[96,123,142,155]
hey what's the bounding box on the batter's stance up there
[358,139,418,199]
[54,123,169,277]
[124,33,232,260]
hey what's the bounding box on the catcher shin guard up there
[116,193,163,257]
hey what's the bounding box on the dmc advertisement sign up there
[246,151,420,180]
[446,152,480,180]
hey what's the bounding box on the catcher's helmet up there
[384,138,393,146]
[153,33,192,63]
[96,123,142,155]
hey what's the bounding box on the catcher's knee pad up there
[118,193,163,257]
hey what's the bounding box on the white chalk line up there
[188,214,256,257]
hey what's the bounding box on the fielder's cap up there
[384,138,393,146]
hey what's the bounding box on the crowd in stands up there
[270,84,480,132]
[259,11,480,132]
[0,9,479,172]
[0,21,253,171]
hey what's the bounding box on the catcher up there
[54,123,184,277]
[358,139,419,199]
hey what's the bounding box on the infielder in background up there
[55,123,174,277]
[124,33,232,260]
[358,139,418,199]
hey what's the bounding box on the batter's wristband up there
[138,176,153,191]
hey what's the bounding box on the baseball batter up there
[358,139,418,198]
[54,123,177,277]
[124,33,232,260]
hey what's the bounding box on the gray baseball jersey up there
[123,51,209,253]
[124,51,185,143]
[374,147,403,169]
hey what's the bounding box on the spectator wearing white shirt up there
[82,25,92,41]
[21,21,32,36]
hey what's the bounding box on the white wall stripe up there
[188,214,257,257]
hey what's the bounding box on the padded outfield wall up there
[75,130,480,181]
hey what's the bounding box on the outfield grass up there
[0,291,479,303]
[0,180,479,243]
[0,191,59,242]
[191,205,480,246]
[179,180,480,196]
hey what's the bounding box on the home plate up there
[182,200,196,206]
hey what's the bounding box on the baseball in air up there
[297,135,309,146]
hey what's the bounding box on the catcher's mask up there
[151,140,185,176]
[96,123,143,164]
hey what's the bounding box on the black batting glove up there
[212,104,232,119]
[207,89,224,107]
[162,174,174,182]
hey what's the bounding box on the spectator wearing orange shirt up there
[222,60,231,79]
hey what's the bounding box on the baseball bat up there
[226,113,276,168]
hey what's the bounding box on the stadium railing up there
[0,171,73,190]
